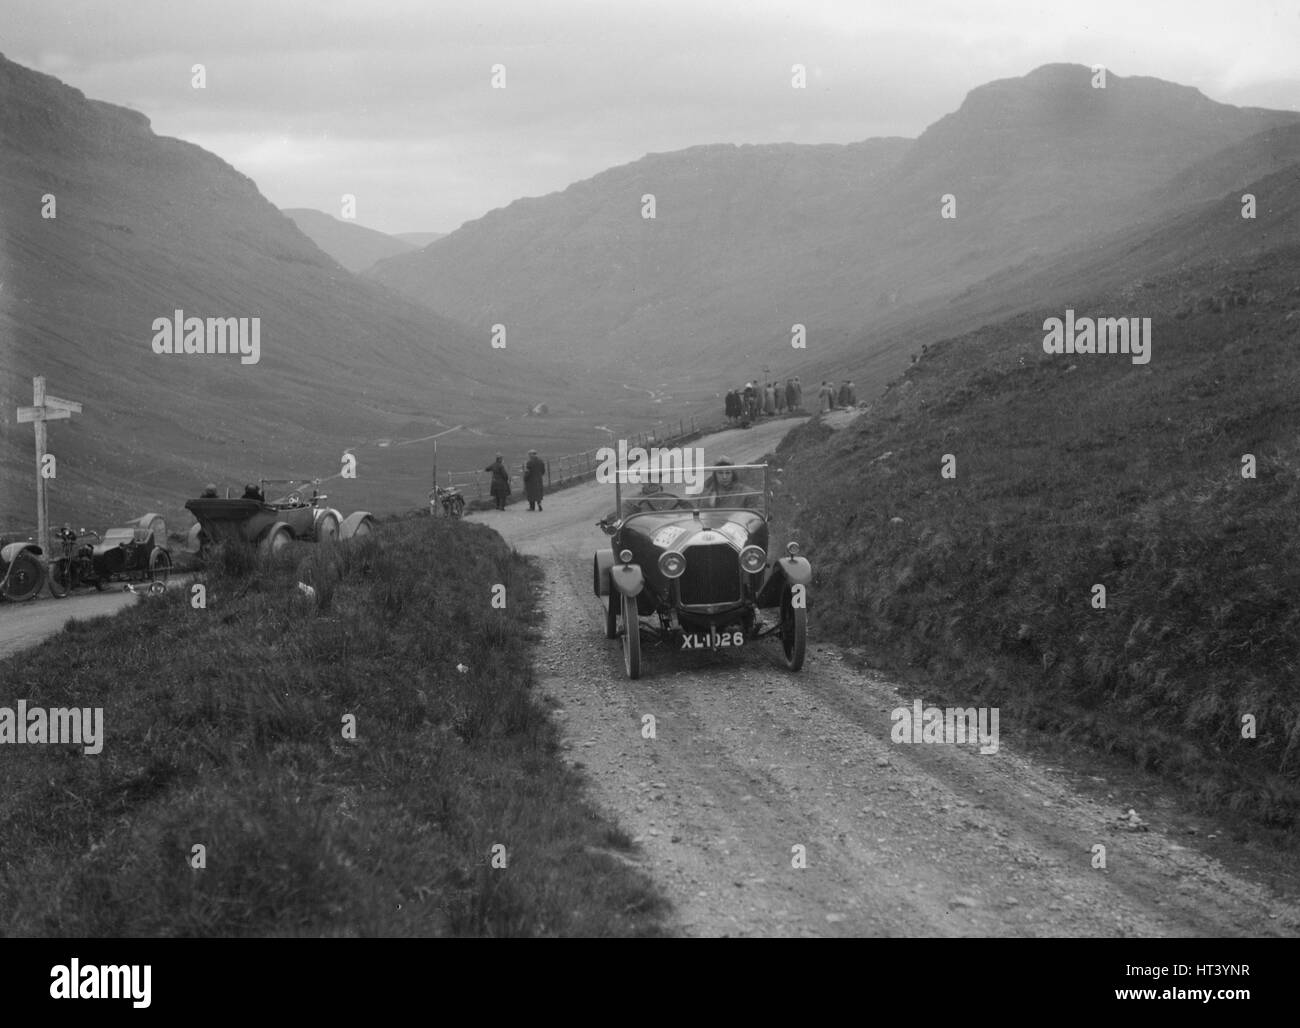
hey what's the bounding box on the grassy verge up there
[0,514,670,936]
[772,246,1300,837]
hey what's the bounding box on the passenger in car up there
[700,458,761,509]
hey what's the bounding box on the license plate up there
[681,631,744,649]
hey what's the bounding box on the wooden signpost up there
[15,376,82,549]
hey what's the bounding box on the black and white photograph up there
[0,0,1297,990]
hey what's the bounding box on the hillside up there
[282,208,416,273]
[369,64,1299,383]
[0,54,631,535]
[769,200,1300,830]
[395,231,444,248]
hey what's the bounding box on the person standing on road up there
[792,376,803,411]
[524,449,546,511]
[485,453,511,510]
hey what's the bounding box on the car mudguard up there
[593,551,615,596]
[608,560,645,599]
[0,541,43,564]
[338,511,374,539]
[757,555,812,608]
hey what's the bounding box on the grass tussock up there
[773,248,1300,834]
[0,516,669,936]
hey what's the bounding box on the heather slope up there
[771,222,1300,830]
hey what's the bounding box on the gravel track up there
[476,417,1300,937]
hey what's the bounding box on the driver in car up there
[599,475,689,531]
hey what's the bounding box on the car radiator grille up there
[679,544,740,605]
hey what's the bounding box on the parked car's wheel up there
[2,551,45,601]
[149,548,172,583]
[621,591,641,679]
[780,590,807,671]
[48,557,71,598]
[316,512,339,542]
[605,579,618,640]
[260,526,293,557]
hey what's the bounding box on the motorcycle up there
[432,486,466,519]
[47,525,99,597]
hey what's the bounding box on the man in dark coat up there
[524,449,545,511]
[792,376,803,410]
[784,378,796,411]
[485,454,511,510]
[837,380,851,408]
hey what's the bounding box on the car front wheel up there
[622,592,641,679]
[780,590,807,671]
[605,580,619,640]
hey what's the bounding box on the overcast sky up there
[5,0,1297,235]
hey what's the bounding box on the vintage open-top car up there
[185,480,375,557]
[593,461,810,678]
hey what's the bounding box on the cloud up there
[5,0,1297,234]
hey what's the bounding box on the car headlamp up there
[659,551,686,578]
[786,542,800,557]
[739,545,767,574]
[619,549,634,564]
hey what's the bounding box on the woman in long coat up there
[524,449,545,511]
[485,454,511,510]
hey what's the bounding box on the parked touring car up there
[185,481,374,557]
[593,462,810,679]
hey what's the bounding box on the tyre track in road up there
[464,419,1300,936]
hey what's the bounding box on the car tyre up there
[780,590,807,671]
[149,548,172,583]
[605,578,619,640]
[260,526,293,557]
[316,512,340,542]
[2,550,45,601]
[621,591,641,679]
[48,557,71,598]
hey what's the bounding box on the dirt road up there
[476,417,1300,937]
[0,589,139,661]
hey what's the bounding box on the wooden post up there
[16,376,82,549]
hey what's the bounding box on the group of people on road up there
[816,379,857,413]
[724,376,857,422]
[724,378,803,424]
[483,449,547,511]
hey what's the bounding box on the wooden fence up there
[445,415,707,499]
